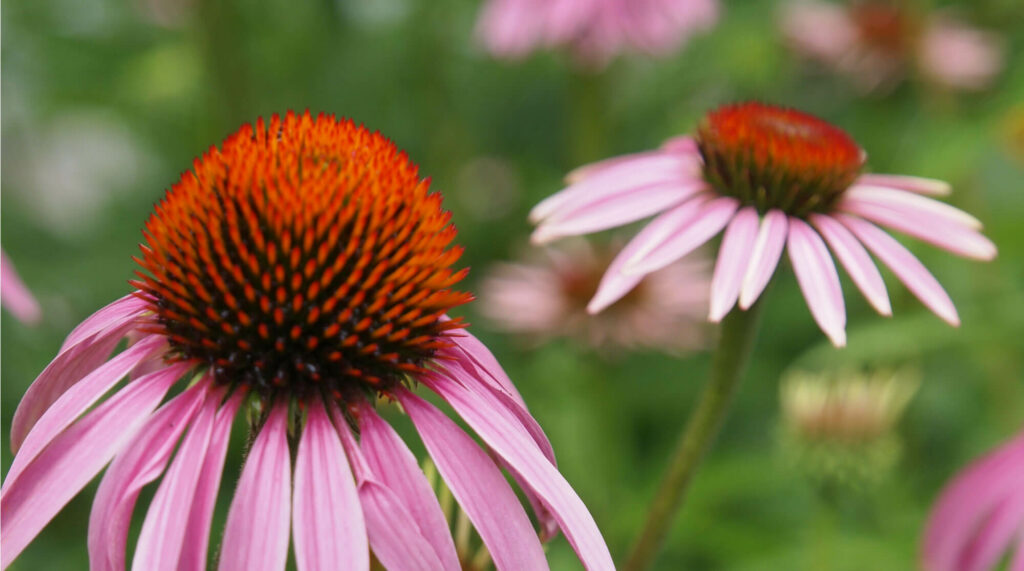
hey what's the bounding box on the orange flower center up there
[696,102,865,216]
[133,111,471,400]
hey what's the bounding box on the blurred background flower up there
[0,250,41,325]
[480,239,709,353]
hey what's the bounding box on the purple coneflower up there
[480,239,708,352]
[531,101,996,347]
[923,429,1024,571]
[0,112,613,571]
[1,249,42,324]
[476,0,718,69]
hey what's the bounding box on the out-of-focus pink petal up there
[739,209,788,309]
[919,18,1004,91]
[87,381,208,571]
[532,180,703,243]
[4,336,168,488]
[855,174,951,196]
[132,388,222,570]
[844,185,981,229]
[0,364,182,569]
[219,402,291,571]
[179,390,244,571]
[292,400,368,571]
[565,150,679,184]
[708,207,759,321]
[958,491,1024,571]
[840,199,996,260]
[358,404,459,570]
[659,135,699,154]
[787,219,847,346]
[839,214,960,326]
[780,0,857,62]
[425,380,614,571]
[396,389,549,571]
[625,196,739,276]
[0,250,41,324]
[587,196,708,312]
[811,214,892,316]
[60,293,149,353]
[10,320,139,453]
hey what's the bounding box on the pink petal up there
[625,196,739,276]
[219,402,291,571]
[844,185,982,229]
[530,154,695,224]
[586,198,708,312]
[179,391,244,571]
[358,479,449,571]
[441,323,525,407]
[133,387,223,570]
[532,180,703,244]
[0,250,41,324]
[0,364,182,568]
[659,136,699,154]
[564,150,676,184]
[87,381,208,571]
[787,219,848,346]
[708,207,760,321]
[840,199,996,261]
[4,335,167,489]
[424,380,615,571]
[958,491,1024,571]
[838,214,960,326]
[855,173,951,196]
[10,320,140,453]
[60,293,149,353]
[739,209,789,309]
[292,400,368,571]
[358,404,459,570]
[811,214,892,316]
[396,389,549,571]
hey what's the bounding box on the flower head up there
[480,239,709,352]
[1,112,613,571]
[1,248,42,324]
[530,101,996,346]
[476,0,719,69]
[922,429,1024,571]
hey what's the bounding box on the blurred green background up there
[2,0,1023,569]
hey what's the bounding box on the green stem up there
[568,70,608,166]
[624,302,765,571]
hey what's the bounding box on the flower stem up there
[624,301,765,571]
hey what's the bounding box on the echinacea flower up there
[530,102,997,346]
[0,112,614,571]
[1,248,42,324]
[480,239,709,352]
[476,0,719,69]
[922,429,1024,571]
[781,1,1004,93]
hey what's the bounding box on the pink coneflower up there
[922,429,1024,571]
[1,249,42,324]
[480,239,709,352]
[0,112,613,571]
[530,102,996,346]
[476,0,719,69]
[781,1,1004,93]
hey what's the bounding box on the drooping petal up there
[787,219,847,346]
[532,180,704,243]
[358,404,459,570]
[739,209,788,309]
[4,336,168,488]
[60,293,149,353]
[292,400,368,571]
[840,199,996,260]
[957,492,1024,571]
[178,390,244,571]
[625,196,739,276]
[855,173,951,196]
[844,185,981,229]
[218,402,291,571]
[87,382,208,571]
[0,250,41,324]
[810,214,892,316]
[0,364,183,569]
[441,317,525,406]
[424,380,615,571]
[10,320,140,453]
[838,215,960,326]
[708,207,760,321]
[132,388,223,571]
[396,389,549,571]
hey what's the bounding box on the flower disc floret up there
[697,102,865,217]
[133,111,472,399]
